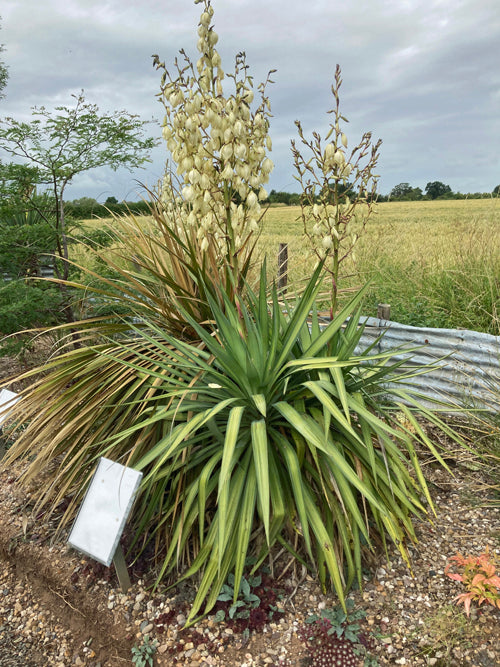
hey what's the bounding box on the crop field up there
[82,198,500,334]
[257,198,500,333]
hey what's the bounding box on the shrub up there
[445,547,500,616]
[0,280,63,356]
[3,260,467,623]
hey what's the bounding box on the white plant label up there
[68,457,143,567]
[0,388,19,426]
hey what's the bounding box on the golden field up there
[81,198,500,332]
[257,198,500,285]
[254,199,500,332]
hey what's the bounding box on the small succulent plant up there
[298,599,377,666]
[309,634,360,666]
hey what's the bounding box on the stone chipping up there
[0,456,498,666]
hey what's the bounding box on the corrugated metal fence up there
[355,317,500,411]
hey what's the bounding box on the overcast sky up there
[1,0,499,201]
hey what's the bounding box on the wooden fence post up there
[278,243,288,294]
[377,303,391,320]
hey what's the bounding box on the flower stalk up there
[152,0,275,298]
[292,64,382,316]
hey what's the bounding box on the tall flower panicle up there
[292,64,381,316]
[152,0,274,284]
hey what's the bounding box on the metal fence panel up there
[355,317,500,410]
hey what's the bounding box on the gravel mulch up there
[1,352,499,666]
[0,451,499,667]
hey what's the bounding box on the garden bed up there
[0,442,498,666]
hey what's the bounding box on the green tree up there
[425,181,452,199]
[390,183,423,201]
[268,189,300,205]
[105,195,119,204]
[390,182,412,199]
[0,92,158,323]
[320,180,354,204]
[493,185,500,196]
[70,196,98,208]
[66,196,99,219]
[0,93,158,286]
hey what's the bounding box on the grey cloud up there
[1,0,499,198]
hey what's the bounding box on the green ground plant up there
[131,635,158,667]
[1,0,473,627]
[412,604,476,663]
[215,573,262,622]
[305,598,366,643]
[301,598,379,666]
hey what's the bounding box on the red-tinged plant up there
[445,546,500,616]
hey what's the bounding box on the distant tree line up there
[265,181,500,205]
[266,181,376,206]
[65,196,152,219]
[61,181,500,216]
[267,190,301,206]
[385,181,499,201]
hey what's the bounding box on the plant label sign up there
[68,457,142,568]
[0,388,19,426]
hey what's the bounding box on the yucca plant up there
[2,260,465,624]
[0,0,471,628]
[60,0,275,341]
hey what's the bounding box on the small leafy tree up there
[0,93,158,316]
[292,65,381,316]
